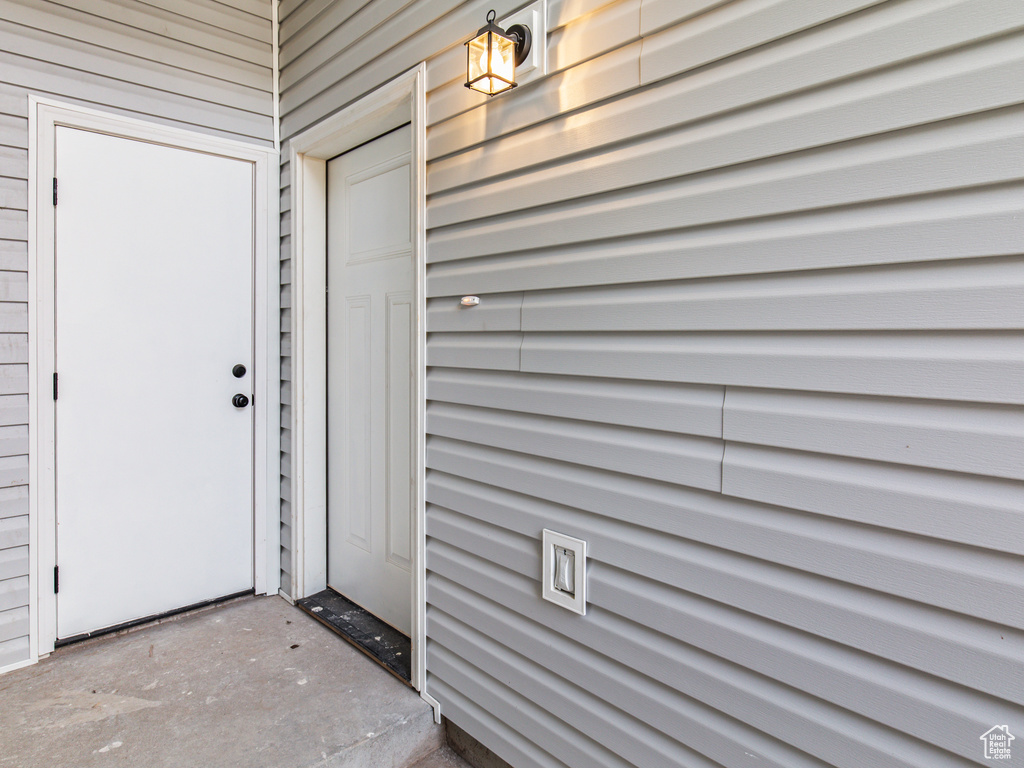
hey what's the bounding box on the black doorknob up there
[233,364,247,378]
[232,394,249,408]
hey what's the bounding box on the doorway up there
[287,66,429,698]
[30,98,281,662]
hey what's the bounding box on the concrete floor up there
[410,746,477,768]
[0,595,469,768]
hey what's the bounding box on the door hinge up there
[53,177,58,206]
[53,372,58,401]
[53,566,59,594]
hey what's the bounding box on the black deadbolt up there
[232,364,247,378]
[232,394,249,408]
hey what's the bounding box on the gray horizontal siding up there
[0,488,28,662]
[721,443,1024,554]
[426,546,976,768]
[517,331,1024,403]
[0,0,273,669]
[278,142,292,594]
[278,140,291,593]
[723,388,1024,481]
[422,0,1024,765]
[0,77,29,669]
[425,459,1024,766]
[427,369,723,437]
[1,1,274,142]
[427,109,1023,257]
[518,257,1024,331]
[424,190,1024,295]
[428,401,724,490]
[280,0,1024,765]
[425,443,1024,659]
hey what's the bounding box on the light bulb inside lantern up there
[493,41,514,82]
[465,13,523,96]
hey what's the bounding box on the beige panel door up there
[326,126,413,635]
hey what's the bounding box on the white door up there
[326,126,413,635]
[54,127,255,640]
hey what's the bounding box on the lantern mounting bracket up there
[505,23,532,66]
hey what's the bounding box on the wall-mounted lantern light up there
[465,9,532,96]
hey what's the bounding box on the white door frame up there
[27,98,281,663]
[287,65,429,696]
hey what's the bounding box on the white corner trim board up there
[27,98,280,665]
[287,64,428,693]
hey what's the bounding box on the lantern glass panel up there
[466,29,517,95]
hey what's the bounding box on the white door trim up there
[287,65,427,692]
[27,98,281,664]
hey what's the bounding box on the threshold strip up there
[296,588,411,684]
